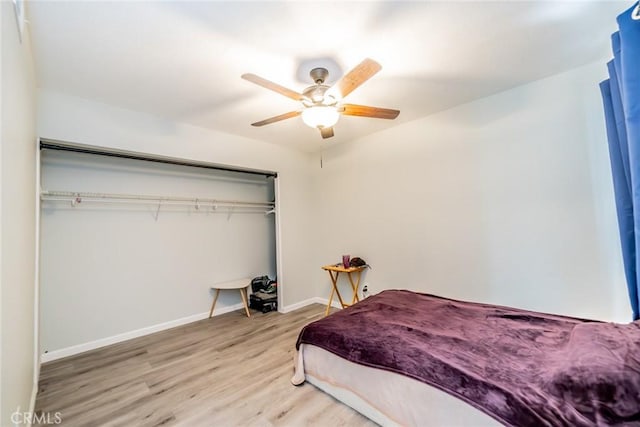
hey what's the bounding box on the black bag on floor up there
[251,276,272,293]
[250,291,277,313]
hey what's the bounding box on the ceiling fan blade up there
[242,73,305,101]
[319,127,334,139]
[251,111,301,127]
[329,58,382,99]
[341,104,400,120]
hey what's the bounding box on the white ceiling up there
[28,1,626,153]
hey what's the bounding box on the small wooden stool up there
[209,278,252,318]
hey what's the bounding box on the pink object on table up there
[342,255,350,268]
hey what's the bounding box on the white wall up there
[36,51,629,364]
[37,91,318,341]
[1,1,38,424]
[313,61,628,322]
[39,150,277,353]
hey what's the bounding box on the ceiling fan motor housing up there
[302,84,336,106]
[309,67,329,84]
[302,67,338,106]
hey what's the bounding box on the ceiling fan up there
[241,58,400,139]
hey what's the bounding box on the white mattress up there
[292,344,502,427]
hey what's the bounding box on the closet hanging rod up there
[40,190,274,209]
[39,139,278,178]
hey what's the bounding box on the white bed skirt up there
[292,344,502,427]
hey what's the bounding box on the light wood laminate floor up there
[35,304,376,426]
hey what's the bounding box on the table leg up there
[326,270,346,315]
[325,286,335,316]
[332,271,347,308]
[209,288,221,318]
[348,270,362,305]
[239,287,251,317]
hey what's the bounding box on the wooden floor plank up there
[35,304,376,426]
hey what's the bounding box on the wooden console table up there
[322,264,367,316]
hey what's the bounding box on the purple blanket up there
[296,290,640,426]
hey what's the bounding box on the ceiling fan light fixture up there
[301,105,339,129]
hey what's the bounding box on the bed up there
[292,290,640,426]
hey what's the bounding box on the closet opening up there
[37,139,280,360]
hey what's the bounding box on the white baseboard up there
[42,297,344,363]
[41,303,244,363]
[28,357,40,424]
[281,297,341,313]
[317,297,343,310]
[280,297,319,313]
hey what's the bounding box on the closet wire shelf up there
[40,190,276,216]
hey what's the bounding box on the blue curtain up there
[600,2,640,320]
